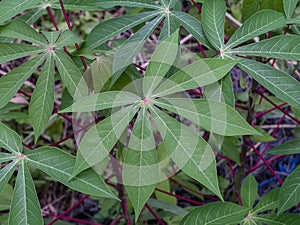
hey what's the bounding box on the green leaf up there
[180,202,248,225]
[283,0,298,19]
[278,165,300,214]
[150,106,222,199]
[242,0,260,22]
[29,54,55,142]
[238,59,300,110]
[0,0,38,24]
[255,214,300,225]
[267,140,300,155]
[290,15,300,24]
[123,107,158,221]
[230,35,300,61]
[0,53,46,109]
[225,10,286,49]
[9,160,43,225]
[0,19,48,46]
[55,30,82,48]
[41,31,60,45]
[155,180,176,205]
[112,15,165,85]
[154,98,259,136]
[84,11,160,49]
[25,146,118,200]
[153,59,237,97]
[260,0,284,12]
[159,13,178,41]
[88,0,161,9]
[60,91,141,113]
[0,122,23,154]
[148,198,189,217]
[54,50,88,99]
[253,188,279,213]
[220,74,235,107]
[172,11,212,48]
[202,0,226,50]
[0,43,44,64]
[0,153,17,164]
[144,30,179,95]
[0,160,18,193]
[71,106,138,177]
[51,0,104,11]
[241,174,258,208]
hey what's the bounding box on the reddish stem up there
[109,216,123,225]
[255,102,288,118]
[191,0,202,12]
[247,155,284,173]
[145,204,165,225]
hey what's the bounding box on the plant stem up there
[145,204,165,225]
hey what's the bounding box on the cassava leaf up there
[0,160,18,193]
[0,122,23,154]
[267,140,300,155]
[55,30,82,48]
[89,0,161,9]
[283,0,298,19]
[241,174,258,208]
[0,153,17,164]
[51,0,104,11]
[253,188,279,213]
[158,12,179,41]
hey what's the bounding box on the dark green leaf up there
[283,0,298,19]
[267,140,300,155]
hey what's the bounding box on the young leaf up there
[241,174,258,208]
[230,35,300,61]
[29,54,55,142]
[267,140,300,155]
[225,10,286,49]
[60,91,141,113]
[150,106,223,200]
[0,43,44,64]
[55,30,82,48]
[123,107,158,221]
[0,160,18,193]
[238,59,300,110]
[0,122,23,154]
[202,0,226,50]
[9,160,43,225]
[71,106,138,178]
[25,146,118,200]
[83,11,160,49]
[154,98,259,136]
[180,202,249,225]
[0,19,48,46]
[253,188,279,214]
[0,53,46,109]
[283,0,298,19]
[278,165,300,214]
[153,59,237,97]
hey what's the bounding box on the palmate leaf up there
[123,107,158,221]
[0,160,18,193]
[202,0,226,50]
[0,122,23,154]
[230,35,300,61]
[267,140,300,155]
[153,98,259,136]
[0,53,46,109]
[150,106,222,199]
[283,0,298,19]
[9,160,43,225]
[153,59,237,97]
[29,54,55,142]
[71,106,138,178]
[0,43,45,64]
[241,174,258,208]
[180,202,248,225]
[238,59,300,110]
[25,147,118,200]
[225,10,287,50]
[253,188,279,214]
[277,165,300,214]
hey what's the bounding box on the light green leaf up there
[283,0,298,19]
[0,160,18,193]
[154,98,259,136]
[150,106,222,199]
[9,160,43,225]
[290,15,300,24]
[0,122,23,154]
[0,53,46,109]
[144,30,179,95]
[153,59,237,97]
[123,107,158,221]
[88,0,161,9]
[172,11,212,48]
[202,0,226,50]
[267,140,300,155]
[84,11,160,49]
[54,50,88,99]
[55,30,82,48]
[71,106,138,177]
[0,19,48,46]
[26,146,118,200]
[278,165,300,214]
[0,43,44,64]
[225,10,286,49]
[29,54,55,142]
[241,174,258,208]
[0,153,17,164]
[0,0,38,24]
[230,35,300,61]
[238,59,300,110]
[180,202,248,225]
[253,188,279,213]
[60,91,141,113]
